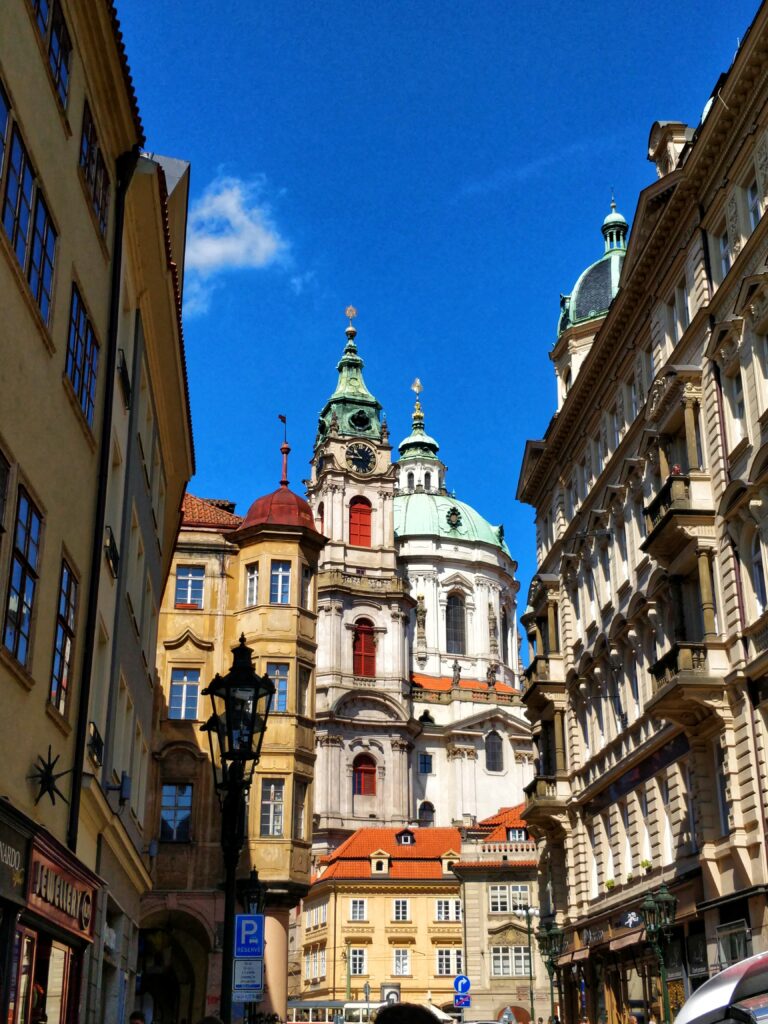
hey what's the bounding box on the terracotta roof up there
[316,827,462,882]
[476,803,529,842]
[182,493,242,529]
[411,672,518,695]
[106,1,144,145]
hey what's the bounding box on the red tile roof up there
[411,672,517,695]
[476,803,529,842]
[182,493,243,529]
[316,827,462,882]
[106,1,144,145]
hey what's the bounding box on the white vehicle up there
[676,952,768,1024]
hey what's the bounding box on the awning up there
[610,929,645,951]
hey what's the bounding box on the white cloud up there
[289,270,316,295]
[183,174,289,317]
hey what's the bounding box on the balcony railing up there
[650,641,707,693]
[644,473,691,535]
[524,654,549,687]
[524,774,558,799]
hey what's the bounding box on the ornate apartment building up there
[517,6,768,1024]
[0,3,193,1023]
[307,315,531,859]
[140,468,326,1023]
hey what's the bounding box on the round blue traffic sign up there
[454,975,471,994]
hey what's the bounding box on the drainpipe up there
[67,146,141,853]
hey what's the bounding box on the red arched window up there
[349,497,372,547]
[353,618,376,677]
[353,754,376,796]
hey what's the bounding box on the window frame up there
[168,667,200,721]
[65,284,100,426]
[4,487,43,666]
[175,564,205,609]
[245,562,258,606]
[446,592,466,655]
[259,778,285,837]
[350,898,367,922]
[159,783,193,843]
[393,898,409,922]
[349,496,372,547]
[393,948,410,976]
[352,754,376,796]
[485,730,504,772]
[49,558,77,715]
[78,102,110,236]
[353,618,376,677]
[418,752,433,774]
[489,884,510,913]
[267,661,289,713]
[270,559,291,605]
[349,947,366,976]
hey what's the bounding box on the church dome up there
[239,441,320,533]
[557,200,628,337]
[394,491,509,555]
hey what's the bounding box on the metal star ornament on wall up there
[28,745,72,805]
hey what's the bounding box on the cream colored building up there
[299,826,464,1015]
[0,2,193,1022]
[141,467,325,1023]
[518,6,768,1024]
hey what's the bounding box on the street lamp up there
[515,905,540,1024]
[537,920,565,1023]
[201,635,275,1024]
[640,884,678,1024]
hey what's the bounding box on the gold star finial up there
[345,305,357,324]
[411,378,423,398]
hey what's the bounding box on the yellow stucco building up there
[140,448,325,1023]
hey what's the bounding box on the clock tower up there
[306,310,416,857]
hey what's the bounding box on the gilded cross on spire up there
[411,378,423,398]
[345,305,357,324]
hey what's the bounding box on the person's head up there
[375,1005,440,1024]
[129,1014,146,1024]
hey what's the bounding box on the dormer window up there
[441,850,460,874]
[396,829,415,846]
[370,849,390,874]
[507,827,528,841]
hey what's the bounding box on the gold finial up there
[411,378,423,398]
[345,305,357,323]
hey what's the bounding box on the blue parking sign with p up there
[235,914,265,957]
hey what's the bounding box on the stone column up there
[697,548,717,640]
[554,710,566,772]
[683,398,699,472]
[263,907,290,1018]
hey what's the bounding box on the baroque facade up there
[0,3,193,1023]
[518,7,768,1024]
[307,315,531,859]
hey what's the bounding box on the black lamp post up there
[640,884,678,1024]
[201,635,274,1024]
[537,921,565,1023]
[515,905,539,1024]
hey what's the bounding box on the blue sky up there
[120,0,758,609]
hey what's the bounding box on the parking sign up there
[235,914,265,957]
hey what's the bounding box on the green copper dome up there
[316,315,383,446]
[394,491,510,555]
[398,398,440,462]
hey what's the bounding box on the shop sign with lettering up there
[0,818,29,904]
[28,852,96,940]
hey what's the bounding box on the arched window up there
[407,472,415,492]
[353,618,376,677]
[317,502,325,535]
[501,609,509,665]
[446,594,466,655]
[352,754,376,796]
[349,497,372,547]
[564,368,572,395]
[485,730,503,772]
[424,472,431,491]
[418,802,435,827]
[752,532,767,614]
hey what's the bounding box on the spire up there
[601,195,628,253]
[280,440,290,488]
[315,307,383,447]
[398,378,440,462]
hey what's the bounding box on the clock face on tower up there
[346,442,376,475]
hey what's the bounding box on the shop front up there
[0,801,101,1024]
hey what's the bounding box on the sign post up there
[233,913,265,1003]
[454,975,471,1024]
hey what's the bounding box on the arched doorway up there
[138,909,212,1024]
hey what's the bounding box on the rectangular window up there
[350,898,366,922]
[175,565,204,608]
[246,562,258,605]
[489,884,510,913]
[4,488,43,666]
[393,948,410,976]
[350,948,366,976]
[393,898,409,922]
[260,778,284,837]
[719,228,731,281]
[298,665,311,717]
[301,564,312,607]
[491,945,531,977]
[270,560,291,604]
[47,2,72,106]
[267,662,289,713]
[671,278,690,342]
[436,949,462,976]
[28,194,56,324]
[436,899,461,922]
[418,752,433,774]
[304,953,310,981]
[508,828,528,841]
[715,742,731,835]
[50,560,77,714]
[748,180,763,231]
[319,948,326,977]
[293,778,307,840]
[4,130,36,271]
[78,103,110,234]
[160,783,192,842]
[65,286,100,425]
[169,668,199,720]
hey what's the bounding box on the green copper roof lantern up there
[316,307,384,447]
[398,378,440,463]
